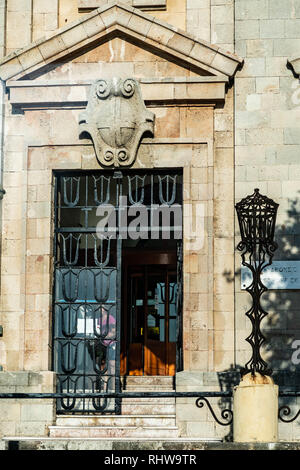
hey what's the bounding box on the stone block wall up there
[176,369,239,441]
[2,0,237,58]
[186,0,234,53]
[0,0,299,443]
[0,371,56,438]
[234,0,300,387]
[0,14,235,377]
[1,0,187,57]
[0,0,5,58]
[6,0,32,54]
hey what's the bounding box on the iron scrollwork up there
[278,405,300,423]
[235,188,279,377]
[195,397,233,426]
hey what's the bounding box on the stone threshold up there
[2,438,300,451]
[3,437,221,441]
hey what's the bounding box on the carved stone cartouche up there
[79,77,155,167]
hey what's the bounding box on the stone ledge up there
[7,79,227,110]
[7,76,229,86]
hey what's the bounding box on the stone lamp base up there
[233,373,278,443]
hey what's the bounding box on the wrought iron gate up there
[53,169,182,414]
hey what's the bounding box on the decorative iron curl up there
[237,240,251,255]
[266,241,278,256]
[278,405,300,423]
[195,397,233,426]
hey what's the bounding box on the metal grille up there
[53,169,182,414]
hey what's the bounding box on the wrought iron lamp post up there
[235,188,279,377]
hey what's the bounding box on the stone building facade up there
[0,0,299,448]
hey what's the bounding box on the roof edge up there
[0,1,244,81]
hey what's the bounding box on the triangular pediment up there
[33,37,217,83]
[0,1,243,81]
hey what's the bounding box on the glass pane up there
[147,304,160,340]
[130,275,144,343]
[169,281,177,316]
[159,318,165,342]
[169,318,177,342]
[147,275,165,342]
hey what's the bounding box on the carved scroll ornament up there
[79,78,155,167]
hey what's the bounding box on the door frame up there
[52,168,183,412]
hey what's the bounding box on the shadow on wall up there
[262,196,300,387]
[217,364,240,441]
[217,194,300,441]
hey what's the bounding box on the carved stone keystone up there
[79,77,155,167]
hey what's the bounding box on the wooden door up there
[122,252,178,376]
[144,270,177,376]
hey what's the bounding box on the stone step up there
[122,376,174,387]
[55,415,176,428]
[124,387,174,391]
[1,437,225,451]
[121,397,175,404]
[49,425,179,439]
[121,402,175,415]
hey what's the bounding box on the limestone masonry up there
[0,0,299,446]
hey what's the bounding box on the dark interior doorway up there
[121,245,179,376]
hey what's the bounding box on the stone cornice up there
[6,77,228,110]
[0,1,243,81]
